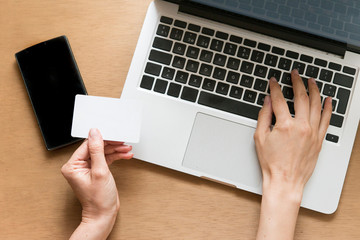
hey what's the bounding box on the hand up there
[61,128,133,240]
[254,69,332,240]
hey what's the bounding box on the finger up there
[104,144,132,155]
[255,95,273,137]
[105,140,125,146]
[88,128,109,172]
[106,152,134,165]
[269,77,291,122]
[69,139,90,162]
[308,78,322,128]
[319,97,332,140]
[291,69,309,119]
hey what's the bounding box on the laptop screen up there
[190,0,360,48]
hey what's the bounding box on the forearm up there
[70,213,117,240]
[256,178,303,240]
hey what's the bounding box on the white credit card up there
[71,95,142,142]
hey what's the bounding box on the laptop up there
[121,0,360,214]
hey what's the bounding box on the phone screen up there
[15,36,87,150]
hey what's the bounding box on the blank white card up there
[71,95,142,143]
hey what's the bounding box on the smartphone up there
[15,36,87,150]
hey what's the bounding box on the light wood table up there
[1,1,359,239]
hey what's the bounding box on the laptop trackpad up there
[182,113,262,188]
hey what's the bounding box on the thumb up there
[88,128,108,172]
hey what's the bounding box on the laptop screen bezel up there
[164,0,359,57]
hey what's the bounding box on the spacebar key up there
[198,91,261,121]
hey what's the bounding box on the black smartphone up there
[15,36,87,150]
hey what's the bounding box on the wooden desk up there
[0,1,359,239]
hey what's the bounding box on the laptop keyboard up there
[139,16,357,143]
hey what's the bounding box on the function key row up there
[160,15,357,76]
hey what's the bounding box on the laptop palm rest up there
[182,113,261,188]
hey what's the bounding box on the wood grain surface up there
[0,1,359,239]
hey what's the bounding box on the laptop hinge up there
[179,1,347,58]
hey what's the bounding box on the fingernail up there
[270,77,277,82]
[309,78,316,84]
[264,95,271,104]
[89,128,99,138]
[292,69,299,75]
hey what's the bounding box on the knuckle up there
[89,143,104,155]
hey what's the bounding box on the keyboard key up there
[199,50,213,62]
[287,101,295,114]
[186,60,200,73]
[202,27,215,36]
[278,58,292,71]
[186,46,200,59]
[173,42,186,55]
[237,46,251,59]
[230,86,244,99]
[343,66,356,75]
[251,50,265,63]
[197,35,210,48]
[333,73,354,88]
[198,91,262,120]
[199,63,213,76]
[224,43,237,56]
[243,90,257,103]
[160,16,173,25]
[174,19,187,28]
[300,54,313,63]
[282,86,294,99]
[257,93,267,106]
[319,69,333,82]
[216,82,230,95]
[229,35,242,44]
[240,75,254,88]
[153,37,173,51]
[154,79,168,93]
[167,82,182,97]
[329,62,341,71]
[156,24,170,37]
[323,84,337,97]
[172,56,186,69]
[210,39,224,52]
[336,88,350,114]
[326,133,339,143]
[175,71,189,84]
[227,57,240,70]
[315,81,323,92]
[281,72,292,85]
[183,32,197,44]
[213,67,226,80]
[264,54,278,67]
[226,71,240,84]
[213,53,227,66]
[254,65,268,78]
[240,61,254,74]
[272,46,285,55]
[314,58,327,67]
[286,50,299,59]
[145,62,162,76]
[181,86,198,102]
[188,23,201,32]
[258,43,271,51]
[216,31,229,40]
[202,78,216,91]
[254,79,268,92]
[268,69,282,81]
[292,61,305,74]
[330,113,344,128]
[161,67,175,80]
[140,75,154,90]
[170,28,184,41]
[305,65,320,78]
[149,49,172,65]
[244,39,256,47]
[189,75,203,88]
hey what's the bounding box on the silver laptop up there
[121,0,360,214]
